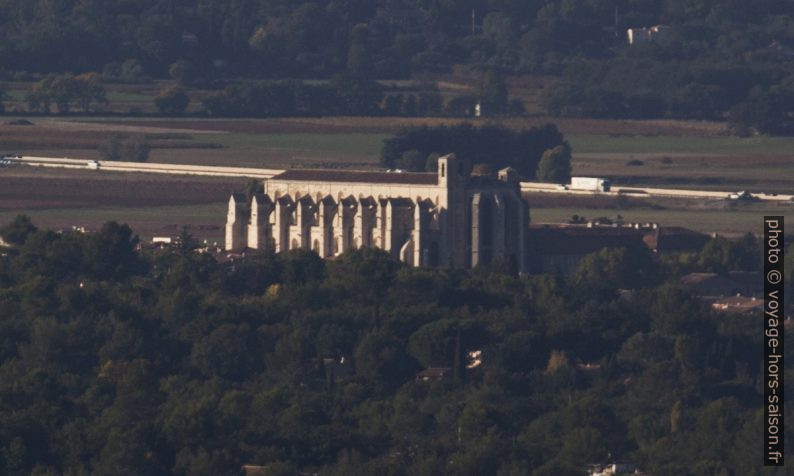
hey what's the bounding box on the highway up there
[4,155,792,202]
[3,155,283,179]
[520,181,794,202]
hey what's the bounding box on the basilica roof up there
[271,169,438,185]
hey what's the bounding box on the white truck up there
[570,176,611,192]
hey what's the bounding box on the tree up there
[574,245,659,291]
[347,24,373,79]
[99,135,149,162]
[395,149,423,171]
[26,76,56,113]
[697,234,760,273]
[479,70,509,116]
[73,73,107,112]
[380,123,566,178]
[84,221,141,279]
[0,215,37,245]
[154,86,189,114]
[536,144,572,183]
[120,59,145,82]
[120,135,149,163]
[168,60,195,83]
[98,134,123,161]
[25,74,106,113]
[0,82,6,113]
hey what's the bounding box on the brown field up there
[0,168,244,209]
[0,167,245,240]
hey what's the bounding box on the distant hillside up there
[0,1,790,78]
[2,1,794,128]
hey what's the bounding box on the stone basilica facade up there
[225,154,529,271]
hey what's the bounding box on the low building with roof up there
[681,271,762,299]
[642,226,710,254]
[529,223,710,274]
[680,272,742,298]
[416,367,452,381]
[711,295,764,315]
[627,24,672,45]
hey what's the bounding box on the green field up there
[7,90,27,101]
[105,91,154,103]
[568,133,794,155]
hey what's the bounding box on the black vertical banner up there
[764,216,784,466]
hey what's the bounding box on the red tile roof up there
[530,225,646,255]
[272,169,438,185]
[642,227,709,252]
[416,367,452,379]
[530,224,709,256]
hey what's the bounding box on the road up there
[520,181,793,202]
[3,156,283,179]
[4,155,792,202]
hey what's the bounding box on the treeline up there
[1,1,791,79]
[200,73,516,118]
[1,216,789,475]
[202,77,432,118]
[2,2,794,128]
[380,123,567,179]
[14,74,518,118]
[25,73,107,113]
[544,59,794,134]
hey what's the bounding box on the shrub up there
[99,134,149,162]
[154,86,190,114]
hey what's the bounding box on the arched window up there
[441,163,445,177]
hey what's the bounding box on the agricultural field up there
[525,192,794,237]
[2,111,793,239]
[0,167,243,241]
[7,114,794,191]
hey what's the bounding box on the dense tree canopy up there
[381,123,566,178]
[535,144,572,183]
[0,216,790,475]
[1,2,793,126]
[1,1,791,79]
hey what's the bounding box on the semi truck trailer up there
[570,177,611,192]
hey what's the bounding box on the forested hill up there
[1,0,792,79]
[0,217,791,474]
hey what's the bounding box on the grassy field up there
[568,134,794,155]
[105,91,154,103]
[566,133,794,193]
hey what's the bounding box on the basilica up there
[225,154,530,272]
